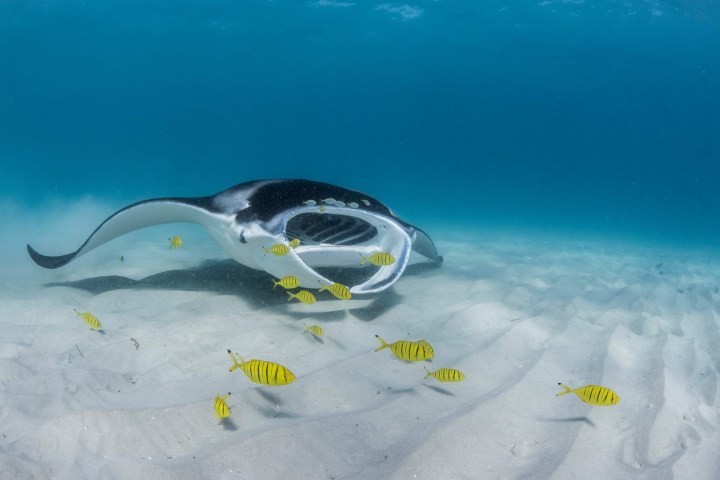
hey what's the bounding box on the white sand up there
[1,211,720,479]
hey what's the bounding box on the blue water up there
[2,1,719,245]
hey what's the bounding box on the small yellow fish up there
[227,350,296,386]
[169,236,182,249]
[304,324,325,337]
[273,275,301,289]
[417,339,434,358]
[318,282,352,300]
[287,290,316,304]
[214,393,231,419]
[264,244,289,256]
[288,238,301,248]
[318,206,326,213]
[361,199,370,206]
[74,309,102,330]
[556,383,620,406]
[424,367,465,382]
[360,252,396,266]
[375,335,433,362]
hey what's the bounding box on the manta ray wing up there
[26,197,217,269]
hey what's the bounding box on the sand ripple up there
[1,235,719,478]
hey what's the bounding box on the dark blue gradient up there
[1,1,719,245]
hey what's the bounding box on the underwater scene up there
[1,1,719,479]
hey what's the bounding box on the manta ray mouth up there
[285,212,379,246]
[283,212,382,285]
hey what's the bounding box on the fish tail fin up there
[424,366,432,380]
[273,279,279,289]
[317,281,328,293]
[359,254,368,265]
[227,349,242,372]
[287,291,296,301]
[374,335,389,351]
[556,383,573,396]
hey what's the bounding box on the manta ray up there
[27,179,442,294]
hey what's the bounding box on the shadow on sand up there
[540,416,596,427]
[46,260,438,320]
[219,417,239,431]
[422,384,457,396]
[252,388,299,419]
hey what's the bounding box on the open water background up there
[1,0,719,248]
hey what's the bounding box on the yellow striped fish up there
[556,383,620,406]
[287,290,316,304]
[74,309,102,330]
[304,324,324,337]
[288,238,301,248]
[424,367,465,382]
[264,244,289,256]
[273,275,301,289]
[168,236,182,249]
[360,252,395,266]
[214,393,231,419]
[227,350,296,386]
[418,339,434,358]
[318,282,352,300]
[375,335,433,362]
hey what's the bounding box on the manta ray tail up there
[27,197,214,269]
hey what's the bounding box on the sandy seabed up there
[1,225,719,480]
